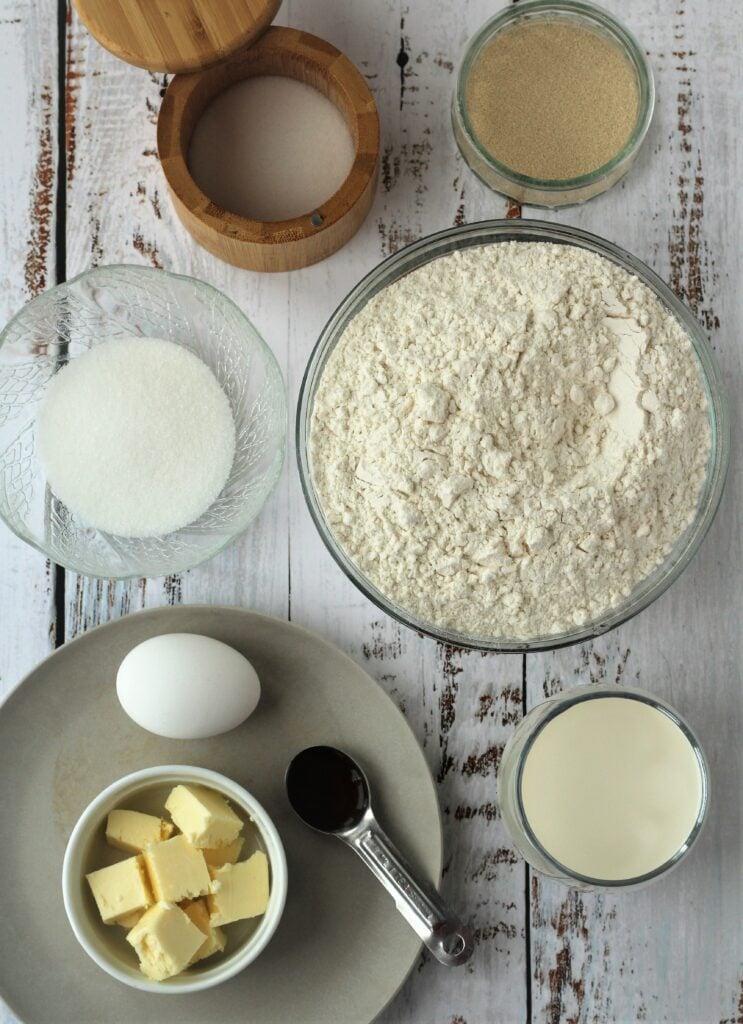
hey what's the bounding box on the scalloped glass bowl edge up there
[0,265,287,578]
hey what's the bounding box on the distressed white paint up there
[0,0,56,705]
[0,1,741,1022]
[524,6,743,1021]
[0,6,58,1024]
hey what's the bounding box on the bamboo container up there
[73,2,380,272]
[158,28,380,272]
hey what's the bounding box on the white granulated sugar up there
[188,76,355,222]
[37,336,236,538]
[310,242,711,639]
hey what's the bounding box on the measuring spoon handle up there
[349,823,474,967]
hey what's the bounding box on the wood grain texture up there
[72,0,281,74]
[0,1,741,1022]
[524,5,743,1021]
[0,0,57,714]
[283,3,531,1018]
[62,1,293,633]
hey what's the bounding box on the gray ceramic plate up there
[0,605,442,1024]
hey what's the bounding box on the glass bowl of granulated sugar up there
[298,220,729,652]
[0,265,285,577]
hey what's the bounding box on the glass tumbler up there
[498,684,709,890]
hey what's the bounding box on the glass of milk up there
[498,684,709,889]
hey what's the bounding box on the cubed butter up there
[106,809,174,853]
[165,785,242,849]
[181,898,227,963]
[86,855,152,925]
[116,909,144,930]
[143,834,211,903]
[202,836,244,869]
[207,851,269,926]
[126,903,205,981]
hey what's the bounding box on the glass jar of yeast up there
[498,685,708,889]
[452,0,655,207]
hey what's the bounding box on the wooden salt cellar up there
[73,2,380,272]
[158,28,380,272]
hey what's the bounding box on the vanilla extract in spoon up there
[286,745,473,967]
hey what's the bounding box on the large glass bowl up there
[297,220,729,653]
[0,265,286,578]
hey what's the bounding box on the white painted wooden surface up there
[0,1,740,1021]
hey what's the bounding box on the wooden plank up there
[0,8,60,1024]
[524,3,743,1021]
[0,0,58,696]
[283,3,528,1020]
[63,3,291,635]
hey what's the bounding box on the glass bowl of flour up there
[0,265,285,577]
[298,220,728,652]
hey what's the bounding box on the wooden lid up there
[73,0,282,74]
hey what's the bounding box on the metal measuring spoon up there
[285,745,474,967]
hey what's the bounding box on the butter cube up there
[117,910,144,930]
[165,785,242,849]
[126,903,205,981]
[106,809,174,853]
[207,851,269,926]
[143,834,211,903]
[181,898,227,964]
[86,855,153,925]
[202,836,244,869]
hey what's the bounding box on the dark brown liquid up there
[286,746,368,833]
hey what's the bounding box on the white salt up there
[37,336,236,538]
[188,75,356,222]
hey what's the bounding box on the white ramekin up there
[62,764,288,994]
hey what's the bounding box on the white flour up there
[310,242,711,639]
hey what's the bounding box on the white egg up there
[116,633,261,740]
